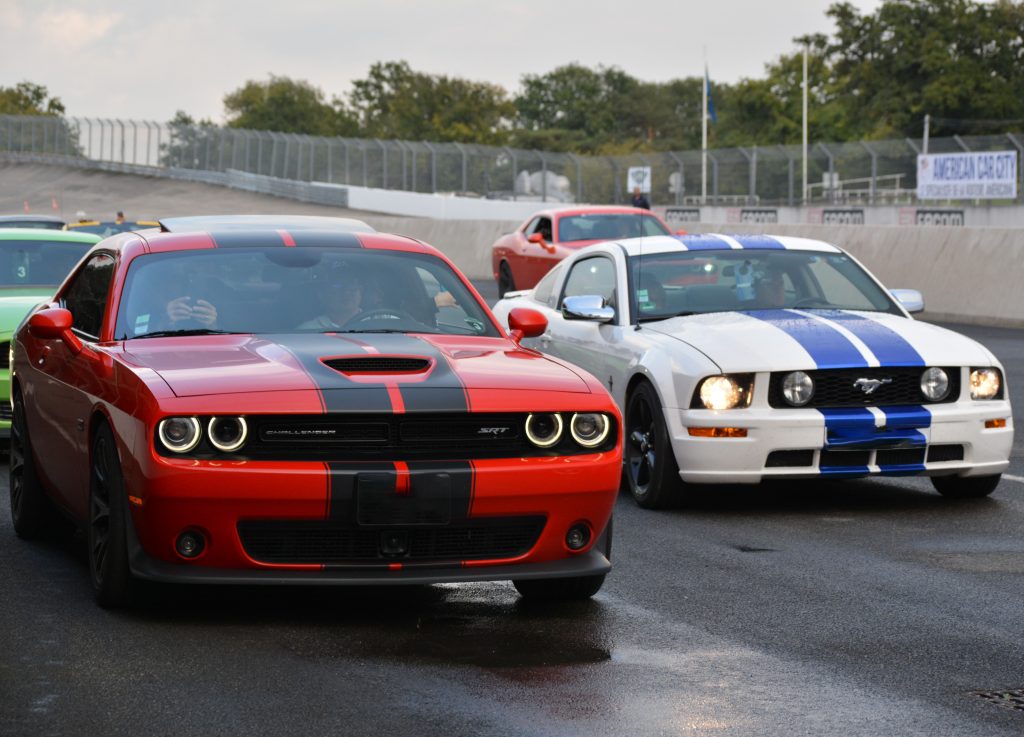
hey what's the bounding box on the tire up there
[512,517,611,601]
[89,423,135,608]
[498,261,516,298]
[10,392,55,539]
[625,381,685,509]
[931,474,1002,499]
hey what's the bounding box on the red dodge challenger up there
[491,205,678,296]
[9,216,621,607]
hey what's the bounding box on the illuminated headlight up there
[525,413,563,447]
[570,413,610,448]
[208,416,248,452]
[158,417,202,453]
[782,371,814,406]
[697,375,752,410]
[920,367,950,401]
[970,368,1001,400]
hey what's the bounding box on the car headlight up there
[208,416,248,452]
[920,367,950,401]
[158,417,202,453]
[781,371,815,406]
[525,413,563,447]
[570,413,610,448]
[697,375,753,410]
[970,368,1001,400]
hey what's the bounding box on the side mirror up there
[507,307,547,342]
[527,233,545,245]
[890,289,924,314]
[562,295,615,322]
[675,228,688,235]
[28,308,83,354]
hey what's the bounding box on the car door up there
[537,249,635,400]
[523,216,556,287]
[27,252,117,518]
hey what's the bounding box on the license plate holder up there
[356,472,452,526]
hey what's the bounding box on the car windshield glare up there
[558,214,669,242]
[629,249,901,319]
[114,247,499,339]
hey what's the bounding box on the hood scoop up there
[322,356,433,375]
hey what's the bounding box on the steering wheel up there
[341,308,420,327]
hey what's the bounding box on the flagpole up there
[702,52,708,205]
[802,42,808,205]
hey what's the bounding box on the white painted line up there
[1005,474,1024,484]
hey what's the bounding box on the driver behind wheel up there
[298,265,363,330]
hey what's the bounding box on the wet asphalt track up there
[1,303,1022,737]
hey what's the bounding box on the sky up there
[1,0,882,123]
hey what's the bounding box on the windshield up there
[629,249,901,320]
[558,213,669,242]
[0,239,92,287]
[68,221,157,237]
[115,247,500,340]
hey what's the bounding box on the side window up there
[533,263,562,306]
[522,217,540,236]
[562,257,616,307]
[536,217,553,242]
[60,253,116,340]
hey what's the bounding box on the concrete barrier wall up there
[685,223,1024,328]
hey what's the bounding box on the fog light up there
[782,371,814,406]
[565,523,591,551]
[920,367,950,401]
[175,531,205,559]
[380,530,409,558]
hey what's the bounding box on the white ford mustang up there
[492,233,1014,508]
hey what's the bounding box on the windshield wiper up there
[133,328,242,339]
[637,311,698,322]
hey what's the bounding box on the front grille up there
[765,450,814,468]
[928,444,965,463]
[769,367,960,408]
[876,448,926,466]
[238,517,545,565]
[323,356,430,374]
[820,450,870,467]
[0,341,8,369]
[157,412,615,461]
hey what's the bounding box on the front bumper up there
[668,400,1013,484]
[125,450,620,582]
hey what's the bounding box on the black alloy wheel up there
[89,423,134,608]
[625,382,685,509]
[9,392,56,538]
[498,261,516,298]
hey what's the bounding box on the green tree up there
[349,61,513,144]
[159,110,219,168]
[0,81,65,116]
[223,75,357,136]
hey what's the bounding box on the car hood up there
[643,309,995,372]
[122,332,592,400]
[0,290,54,334]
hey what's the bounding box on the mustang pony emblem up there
[853,377,893,395]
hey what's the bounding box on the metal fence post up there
[453,142,468,192]
[861,141,878,204]
[423,141,437,193]
[708,152,720,202]
[668,152,684,205]
[816,143,835,202]
[1005,133,1024,203]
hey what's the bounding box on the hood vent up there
[323,356,432,375]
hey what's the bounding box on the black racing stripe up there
[208,231,287,248]
[272,334,393,412]
[373,334,469,413]
[406,461,474,523]
[327,461,395,522]
[290,231,362,248]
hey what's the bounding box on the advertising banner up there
[626,166,652,193]
[917,151,1017,200]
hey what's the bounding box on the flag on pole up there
[705,68,717,123]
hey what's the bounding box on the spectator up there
[631,186,650,210]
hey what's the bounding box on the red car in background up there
[9,216,621,607]
[492,206,678,296]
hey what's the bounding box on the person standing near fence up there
[631,186,650,210]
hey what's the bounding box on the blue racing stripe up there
[878,405,930,473]
[746,310,868,369]
[731,235,786,250]
[674,234,732,251]
[819,407,873,476]
[815,311,924,366]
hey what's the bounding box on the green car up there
[0,228,102,437]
